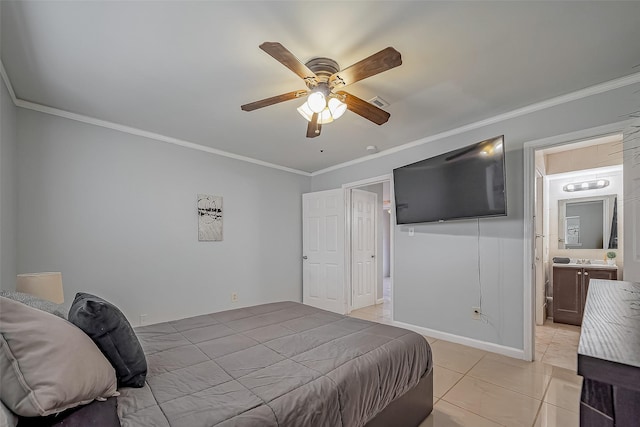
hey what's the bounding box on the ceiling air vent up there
[368,96,389,109]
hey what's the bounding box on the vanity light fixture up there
[563,179,610,192]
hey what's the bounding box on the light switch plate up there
[408,227,414,237]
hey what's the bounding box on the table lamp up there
[16,272,64,304]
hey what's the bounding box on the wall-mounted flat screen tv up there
[393,136,507,224]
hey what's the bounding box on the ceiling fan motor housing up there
[305,57,340,83]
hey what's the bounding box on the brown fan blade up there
[260,42,318,86]
[330,47,402,88]
[306,113,322,138]
[241,90,307,112]
[337,91,390,125]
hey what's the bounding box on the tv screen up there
[393,136,507,224]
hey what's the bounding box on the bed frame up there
[365,365,434,427]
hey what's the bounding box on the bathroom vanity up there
[552,263,618,326]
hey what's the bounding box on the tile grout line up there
[530,369,556,427]
[530,399,545,427]
[440,372,545,427]
[439,349,553,426]
[436,351,512,426]
[438,399,509,427]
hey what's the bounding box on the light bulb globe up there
[318,107,334,124]
[297,102,313,122]
[307,92,326,113]
[328,98,347,119]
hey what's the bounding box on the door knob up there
[371,255,375,258]
[302,256,308,260]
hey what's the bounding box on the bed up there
[4,299,432,427]
[119,301,433,427]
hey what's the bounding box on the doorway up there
[301,175,394,318]
[344,175,393,324]
[524,125,626,366]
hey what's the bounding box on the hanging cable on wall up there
[477,218,483,311]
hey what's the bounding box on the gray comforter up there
[118,301,431,427]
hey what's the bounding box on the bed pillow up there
[0,290,69,319]
[0,401,17,427]
[0,297,118,417]
[68,292,147,388]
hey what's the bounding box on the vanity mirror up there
[558,194,618,249]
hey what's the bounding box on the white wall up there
[16,108,310,324]
[0,78,18,290]
[311,82,640,351]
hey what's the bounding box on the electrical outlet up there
[231,292,238,303]
[139,314,147,326]
[472,307,481,320]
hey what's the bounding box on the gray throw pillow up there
[0,290,69,319]
[0,297,118,417]
[68,292,147,388]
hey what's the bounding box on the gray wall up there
[357,183,384,301]
[17,108,310,324]
[0,79,18,290]
[312,83,640,350]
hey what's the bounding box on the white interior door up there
[351,189,376,310]
[302,189,345,314]
[624,120,640,282]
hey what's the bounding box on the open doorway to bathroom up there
[533,134,623,370]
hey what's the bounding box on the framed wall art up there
[197,194,223,241]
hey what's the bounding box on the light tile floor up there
[349,304,582,427]
[534,320,581,372]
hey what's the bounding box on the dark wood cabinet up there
[553,265,617,326]
[579,279,640,427]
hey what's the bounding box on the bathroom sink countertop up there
[553,262,618,269]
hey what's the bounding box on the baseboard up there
[376,298,385,305]
[391,320,526,360]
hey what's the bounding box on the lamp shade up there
[16,272,64,304]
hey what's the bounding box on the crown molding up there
[13,98,311,177]
[0,60,18,104]
[2,59,310,176]
[311,71,640,176]
[3,51,639,178]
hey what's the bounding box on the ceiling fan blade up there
[337,91,390,125]
[241,90,307,112]
[306,113,322,138]
[330,47,402,88]
[260,42,318,85]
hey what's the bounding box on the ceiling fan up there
[241,42,402,138]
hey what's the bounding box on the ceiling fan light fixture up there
[318,107,334,124]
[297,102,314,122]
[298,102,336,125]
[328,97,347,120]
[307,91,327,113]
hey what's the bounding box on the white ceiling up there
[2,1,640,173]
